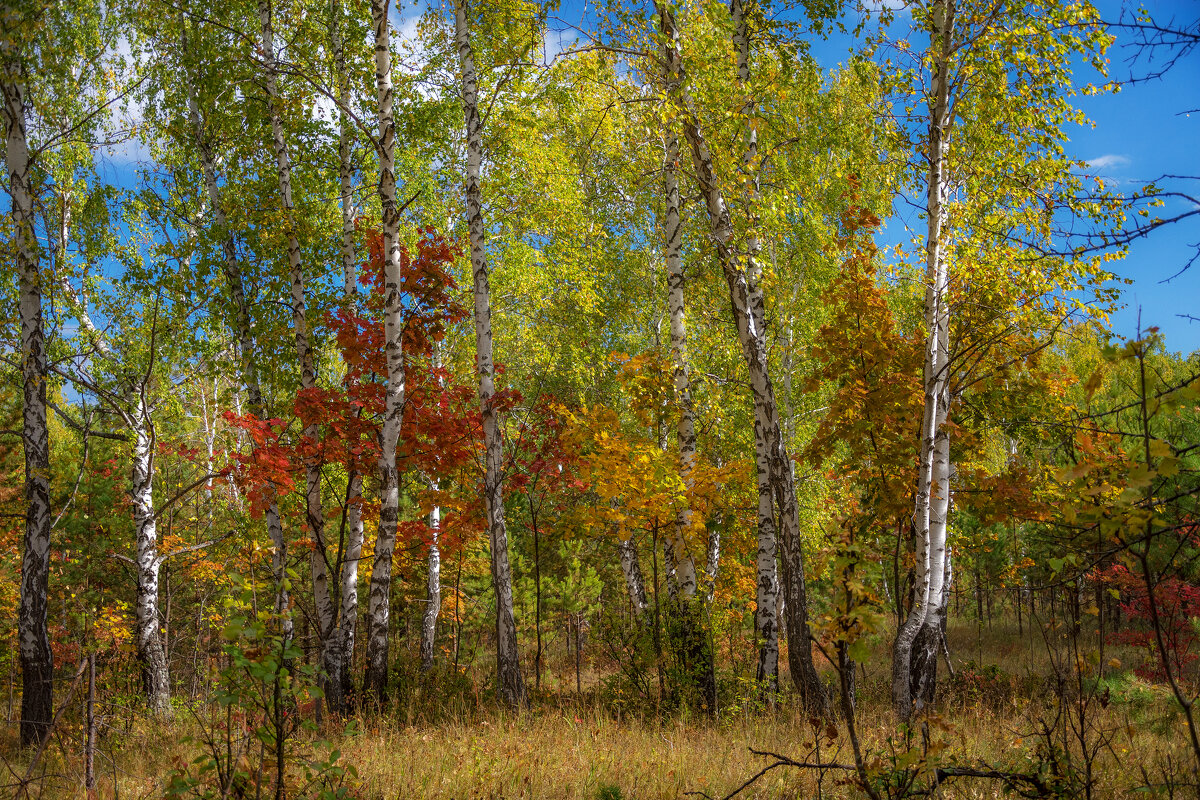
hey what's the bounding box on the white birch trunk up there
[339,472,363,699]
[420,350,444,673]
[4,65,54,747]
[892,0,955,721]
[455,0,526,708]
[331,0,357,301]
[662,126,698,600]
[130,400,171,715]
[364,0,406,703]
[258,0,336,708]
[199,383,215,501]
[183,30,291,640]
[330,0,363,705]
[420,495,441,672]
[654,0,823,712]
[618,536,649,618]
[730,0,779,695]
[704,522,720,606]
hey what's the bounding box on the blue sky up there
[800,0,1200,354]
[1072,2,1199,355]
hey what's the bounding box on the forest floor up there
[1,617,1194,799]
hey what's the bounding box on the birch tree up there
[255,0,337,711]
[652,0,827,712]
[887,0,1118,719]
[4,35,53,748]
[454,0,526,709]
[329,0,365,708]
[890,0,955,722]
[363,0,407,702]
[728,0,781,696]
[660,107,716,711]
[2,0,124,743]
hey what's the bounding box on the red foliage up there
[504,397,588,512]
[1099,564,1200,681]
[224,228,476,530]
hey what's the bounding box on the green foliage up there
[163,573,356,799]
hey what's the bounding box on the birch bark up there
[183,29,292,641]
[364,0,406,703]
[891,0,955,721]
[257,0,337,710]
[730,0,780,695]
[420,345,444,673]
[455,0,526,708]
[660,113,715,710]
[662,128,699,601]
[654,0,824,712]
[618,536,650,619]
[339,471,363,701]
[420,494,441,672]
[703,522,720,606]
[4,61,54,747]
[130,399,171,715]
[332,0,357,301]
[330,0,363,706]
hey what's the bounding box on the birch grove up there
[0,0,1152,773]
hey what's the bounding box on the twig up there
[11,658,89,799]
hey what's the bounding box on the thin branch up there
[153,472,227,521]
[158,532,232,564]
[46,399,128,442]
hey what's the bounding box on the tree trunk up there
[618,536,649,619]
[332,0,357,301]
[662,125,699,602]
[660,106,714,711]
[420,493,441,672]
[338,473,363,703]
[730,0,780,698]
[704,522,721,607]
[533,502,542,688]
[257,0,336,712]
[331,0,362,708]
[891,0,955,722]
[85,654,96,795]
[455,0,526,709]
[911,516,952,710]
[6,66,54,746]
[131,402,171,715]
[183,27,291,641]
[364,0,406,705]
[654,0,823,714]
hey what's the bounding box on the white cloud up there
[541,27,580,64]
[1087,154,1132,171]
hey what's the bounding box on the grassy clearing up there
[1,617,1194,799]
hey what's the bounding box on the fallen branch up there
[684,748,856,800]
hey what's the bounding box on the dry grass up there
[2,618,1196,799]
